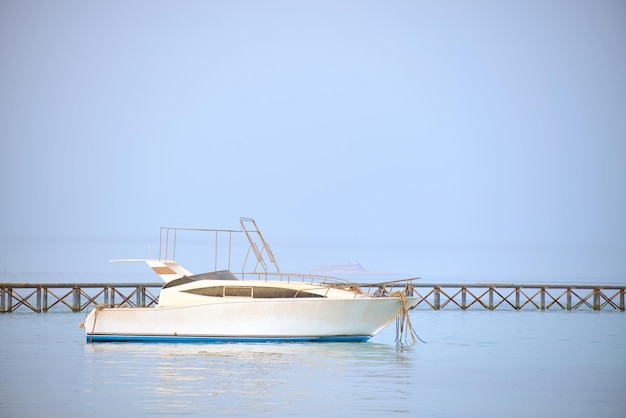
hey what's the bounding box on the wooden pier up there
[410,283,625,311]
[0,283,162,313]
[0,282,624,313]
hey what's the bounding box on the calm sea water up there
[1,309,624,417]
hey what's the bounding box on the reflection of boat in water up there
[84,339,415,407]
[83,217,419,343]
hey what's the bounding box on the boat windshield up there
[163,270,238,289]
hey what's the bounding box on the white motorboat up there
[83,217,419,343]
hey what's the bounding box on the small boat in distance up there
[83,217,420,343]
[310,261,367,274]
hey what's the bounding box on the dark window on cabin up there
[184,287,224,297]
[252,287,323,298]
[225,287,252,297]
[183,286,324,298]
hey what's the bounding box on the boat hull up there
[84,297,418,343]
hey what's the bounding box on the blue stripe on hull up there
[86,334,371,343]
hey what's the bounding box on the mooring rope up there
[89,304,106,343]
[392,291,426,345]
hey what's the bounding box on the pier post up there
[104,286,109,306]
[43,288,48,312]
[1,287,5,313]
[620,289,624,311]
[593,289,600,310]
[515,287,520,310]
[540,288,545,310]
[461,287,467,310]
[488,288,493,310]
[434,287,440,310]
[36,287,42,313]
[72,287,81,312]
[137,286,146,307]
[566,288,572,310]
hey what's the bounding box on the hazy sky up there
[1,1,625,282]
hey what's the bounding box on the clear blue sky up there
[1,1,625,282]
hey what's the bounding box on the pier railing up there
[409,283,625,311]
[0,283,162,313]
[1,282,624,313]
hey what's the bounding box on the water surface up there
[1,309,624,417]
